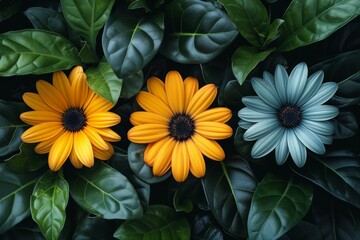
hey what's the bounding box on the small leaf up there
[67,161,143,219]
[264,18,284,46]
[102,12,164,78]
[232,46,275,85]
[332,111,358,139]
[6,143,47,172]
[31,170,69,240]
[0,29,81,76]
[247,173,313,240]
[191,213,224,240]
[279,0,360,51]
[113,205,190,240]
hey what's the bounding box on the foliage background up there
[0,0,359,239]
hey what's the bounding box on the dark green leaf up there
[0,0,20,22]
[31,171,69,240]
[160,0,238,63]
[332,111,358,139]
[0,100,28,157]
[67,161,143,219]
[0,218,45,240]
[264,18,284,46]
[222,79,254,109]
[78,41,99,64]
[218,0,269,47]
[0,30,81,76]
[191,213,224,240]
[102,12,164,78]
[128,0,150,11]
[120,70,144,99]
[113,205,190,240]
[173,190,193,213]
[248,173,313,240]
[234,127,253,159]
[6,143,47,172]
[0,163,40,234]
[202,156,257,239]
[279,0,360,51]
[279,221,322,240]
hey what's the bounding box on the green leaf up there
[202,156,257,239]
[264,18,284,46]
[160,0,238,63]
[279,221,322,240]
[127,142,171,184]
[6,143,47,172]
[120,70,144,99]
[231,46,275,85]
[86,60,123,105]
[0,218,45,240]
[248,173,313,240]
[0,163,40,234]
[191,213,224,240]
[113,205,190,240]
[0,0,20,22]
[234,127,253,159]
[279,0,360,51]
[30,171,69,240]
[0,100,28,157]
[0,29,81,76]
[292,150,360,209]
[222,79,254,109]
[218,0,269,47]
[60,0,115,50]
[67,161,143,219]
[102,12,164,78]
[332,111,358,139]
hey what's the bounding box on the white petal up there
[296,71,323,106]
[242,96,277,113]
[275,132,289,165]
[263,71,276,88]
[251,77,281,108]
[287,63,308,105]
[317,134,333,145]
[238,107,274,122]
[238,120,253,129]
[301,82,338,109]
[294,125,325,154]
[244,119,280,141]
[302,105,339,121]
[251,127,284,158]
[301,120,335,135]
[274,64,288,105]
[288,129,307,167]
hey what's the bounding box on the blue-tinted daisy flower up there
[238,62,339,167]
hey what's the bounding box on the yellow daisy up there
[127,71,233,182]
[20,66,121,171]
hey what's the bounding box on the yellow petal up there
[48,131,73,171]
[195,122,233,140]
[186,84,217,117]
[147,77,167,104]
[192,133,225,161]
[70,71,88,107]
[68,66,84,85]
[69,149,83,169]
[87,112,121,128]
[127,124,169,143]
[53,71,71,106]
[83,91,96,110]
[144,136,171,166]
[84,94,113,116]
[186,139,205,178]
[152,137,175,176]
[94,128,121,142]
[83,126,109,150]
[22,93,54,111]
[194,107,232,123]
[21,122,63,143]
[165,71,185,113]
[73,131,94,167]
[130,111,169,126]
[93,142,114,160]
[35,129,66,154]
[171,141,189,182]
[136,91,173,118]
[36,80,68,112]
[184,76,199,109]
[20,111,61,125]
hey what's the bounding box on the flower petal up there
[243,119,280,141]
[294,125,325,154]
[83,125,109,150]
[73,130,94,167]
[130,111,169,126]
[195,121,233,140]
[287,62,308,104]
[22,93,54,112]
[193,107,232,123]
[166,71,185,113]
[52,70,71,106]
[192,133,225,161]
[238,107,274,122]
[242,96,277,114]
[238,120,253,129]
[144,137,171,166]
[70,70,88,107]
[263,71,275,87]
[152,138,176,176]
[48,131,73,171]
[275,133,289,165]
[20,111,61,125]
[274,65,288,104]
[93,142,114,160]
[251,127,284,158]
[317,134,333,145]
[147,77,167,104]
[69,148,83,169]
[136,91,173,118]
[184,76,199,109]
[288,129,307,167]
[68,66,84,84]
[94,128,121,142]
[127,124,169,143]
[301,120,334,136]
[171,141,190,182]
[22,122,63,143]
[87,112,121,128]
[84,94,113,116]
[34,129,66,154]
[301,82,338,109]
[36,80,68,112]
[186,84,217,117]
[296,70,323,107]
[186,139,205,178]
[251,77,281,108]
[302,105,339,121]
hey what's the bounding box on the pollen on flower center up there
[62,107,87,132]
[169,114,195,141]
[278,105,302,128]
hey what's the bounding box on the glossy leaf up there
[292,150,360,209]
[0,163,40,234]
[0,30,81,76]
[332,111,358,139]
[31,171,69,240]
[222,80,254,109]
[202,156,257,238]
[232,46,275,85]
[279,0,360,51]
[86,60,123,105]
[128,0,164,11]
[67,161,143,219]
[191,213,224,240]
[120,70,144,99]
[102,12,164,78]
[6,143,47,172]
[247,173,313,240]
[113,205,190,240]
[160,0,238,63]
[218,0,269,47]
[264,18,284,46]
[0,100,28,157]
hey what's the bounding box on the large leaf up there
[67,161,143,219]
[247,173,313,240]
[102,12,164,78]
[202,156,257,239]
[120,70,144,99]
[113,205,190,240]
[0,100,28,157]
[0,163,40,234]
[191,213,224,240]
[292,150,360,209]
[6,143,47,172]
[279,221,322,240]
[332,111,358,139]
[279,0,360,51]
[160,0,238,63]
[31,171,69,240]
[0,29,81,76]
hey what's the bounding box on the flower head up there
[127,71,233,182]
[238,62,339,167]
[20,66,121,171]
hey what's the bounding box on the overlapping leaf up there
[6,143,47,172]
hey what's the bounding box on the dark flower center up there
[278,106,302,128]
[62,107,87,132]
[169,114,195,141]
